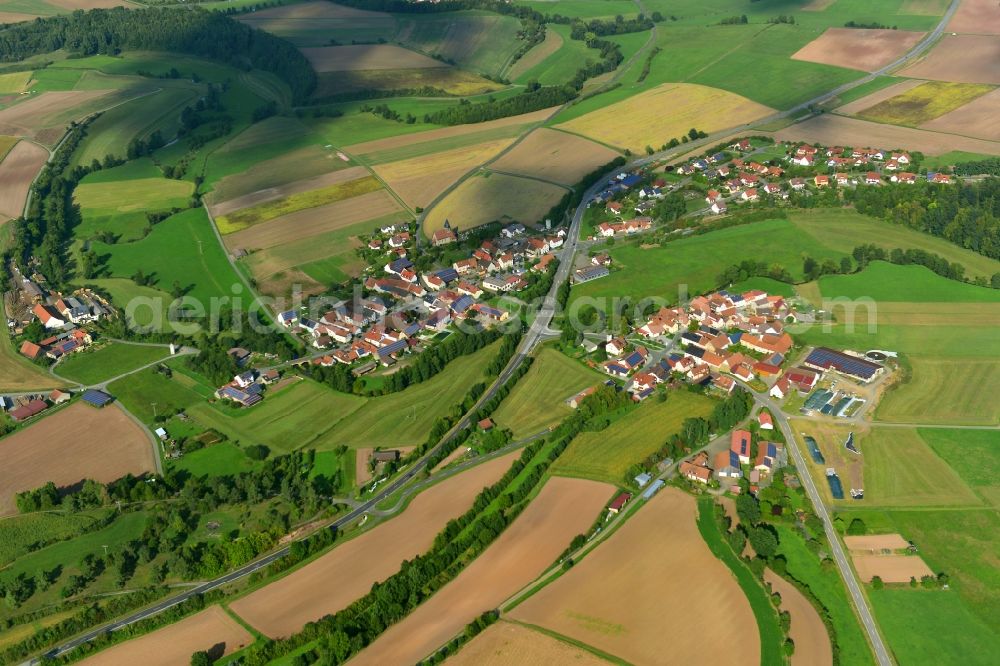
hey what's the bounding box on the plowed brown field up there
[209,166,369,218]
[947,0,1000,34]
[350,476,613,665]
[510,488,759,666]
[792,28,926,72]
[0,402,155,515]
[900,34,1000,83]
[0,91,110,140]
[230,452,519,637]
[78,606,252,666]
[448,621,609,665]
[223,189,403,251]
[765,570,833,666]
[0,140,46,218]
[845,534,911,552]
[491,129,620,186]
[852,554,934,583]
[921,87,1000,140]
[301,45,442,72]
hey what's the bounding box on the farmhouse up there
[566,386,597,409]
[10,398,48,422]
[714,450,743,479]
[607,492,631,515]
[32,304,66,329]
[679,460,712,484]
[431,228,456,246]
[758,411,774,430]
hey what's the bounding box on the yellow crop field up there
[374,138,513,208]
[491,128,621,186]
[856,81,995,126]
[556,83,774,153]
[0,135,20,161]
[0,71,31,94]
[423,172,566,237]
[217,176,382,234]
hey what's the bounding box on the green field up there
[515,0,639,19]
[491,347,605,438]
[551,391,714,484]
[166,441,262,478]
[920,429,1000,508]
[861,427,982,507]
[87,207,246,312]
[74,175,193,216]
[513,24,603,86]
[0,510,109,568]
[108,364,207,424]
[816,262,1000,303]
[54,343,171,386]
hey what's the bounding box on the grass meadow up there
[491,347,605,438]
[920,429,1000,508]
[551,391,714,484]
[54,343,171,385]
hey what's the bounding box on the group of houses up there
[0,388,112,422]
[696,140,951,215]
[14,276,108,362]
[679,425,786,489]
[608,288,797,398]
[214,368,280,408]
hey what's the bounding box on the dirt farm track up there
[0,402,155,516]
[510,488,759,665]
[229,452,518,637]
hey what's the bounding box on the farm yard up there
[0,402,155,515]
[551,391,714,484]
[491,347,605,438]
[76,606,253,666]
[791,28,926,72]
[555,82,774,153]
[423,172,567,238]
[510,488,760,665]
[490,128,621,186]
[350,476,612,665]
[228,452,518,637]
[449,621,609,665]
[0,139,46,219]
[854,81,995,126]
[899,34,1000,84]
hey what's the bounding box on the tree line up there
[0,7,316,102]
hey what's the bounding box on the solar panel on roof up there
[82,390,113,407]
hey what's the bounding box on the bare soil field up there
[792,29,926,73]
[78,606,253,666]
[238,0,390,22]
[556,83,773,153]
[771,114,1000,156]
[423,173,566,237]
[851,554,934,583]
[208,145,354,205]
[374,138,513,208]
[0,402,154,515]
[491,129,620,186]
[224,189,403,251]
[351,477,612,665]
[836,79,925,115]
[0,140,46,218]
[0,12,35,23]
[230,452,519,637]
[921,87,1000,140]
[345,108,555,157]
[354,447,373,486]
[946,0,1000,34]
[508,28,563,80]
[845,534,911,552]
[209,166,369,218]
[901,0,950,15]
[447,620,609,665]
[510,488,759,666]
[764,570,833,666]
[300,45,442,72]
[900,34,1000,84]
[801,0,835,10]
[0,91,110,140]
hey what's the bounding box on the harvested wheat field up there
[851,554,934,583]
[835,79,925,115]
[947,0,1000,35]
[0,11,35,23]
[0,140,46,218]
[765,570,832,666]
[491,129,620,186]
[792,29,925,72]
[345,108,555,158]
[374,139,513,208]
[921,87,1000,140]
[301,45,441,72]
[230,452,519,637]
[845,534,911,552]
[508,27,563,80]
[556,83,773,153]
[209,166,369,218]
[448,620,609,666]
[424,173,566,237]
[0,91,109,140]
[208,145,353,205]
[224,189,403,251]
[351,477,612,665]
[900,34,1000,84]
[0,402,154,515]
[78,606,253,666]
[771,114,1000,156]
[510,488,759,666]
